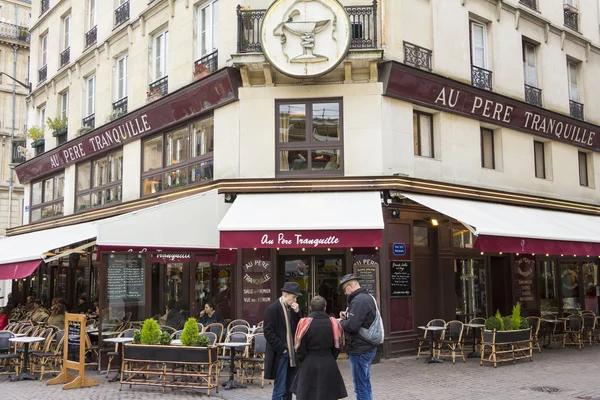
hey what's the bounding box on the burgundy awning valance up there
[219,229,382,249]
[0,259,43,280]
[475,235,600,257]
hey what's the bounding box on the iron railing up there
[85,26,97,48]
[40,0,49,16]
[564,9,578,31]
[236,1,378,53]
[60,47,70,68]
[471,65,493,91]
[12,141,26,164]
[83,114,95,129]
[38,65,47,84]
[0,22,30,43]
[524,84,542,107]
[149,76,168,96]
[115,1,130,27]
[194,50,218,74]
[519,0,537,10]
[113,97,128,115]
[403,42,432,71]
[570,100,584,120]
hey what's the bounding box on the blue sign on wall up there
[392,243,406,256]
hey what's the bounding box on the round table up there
[541,319,563,349]
[9,336,45,381]
[103,337,134,382]
[464,323,485,358]
[418,326,446,364]
[219,342,251,390]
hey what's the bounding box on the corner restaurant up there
[2,65,600,358]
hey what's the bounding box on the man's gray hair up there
[310,295,327,312]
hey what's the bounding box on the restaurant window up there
[533,140,545,179]
[30,172,65,222]
[538,260,558,313]
[276,99,342,175]
[560,262,580,310]
[578,151,589,187]
[142,117,214,196]
[195,261,232,321]
[105,254,145,322]
[582,262,598,313]
[75,148,123,211]
[452,226,476,248]
[413,221,429,247]
[455,259,487,321]
[197,0,219,57]
[413,111,434,158]
[480,128,495,169]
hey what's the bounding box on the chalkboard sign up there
[67,320,81,363]
[353,256,380,305]
[390,261,412,297]
[107,255,144,303]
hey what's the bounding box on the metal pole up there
[8,45,18,229]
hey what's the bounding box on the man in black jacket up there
[263,282,302,400]
[339,274,377,400]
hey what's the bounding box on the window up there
[413,111,434,158]
[88,0,96,30]
[567,61,579,102]
[141,117,214,195]
[522,41,537,87]
[198,0,219,57]
[534,141,546,179]
[565,0,577,7]
[276,99,342,175]
[38,106,46,128]
[86,75,95,116]
[413,221,429,247]
[115,55,128,101]
[470,21,487,69]
[62,14,71,50]
[40,33,48,66]
[578,151,589,187]
[153,30,168,81]
[480,128,495,169]
[30,173,65,222]
[60,91,69,120]
[76,149,123,211]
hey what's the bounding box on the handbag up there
[358,294,385,345]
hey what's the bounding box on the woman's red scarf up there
[294,316,344,350]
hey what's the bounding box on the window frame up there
[88,0,96,30]
[197,0,219,58]
[60,91,69,121]
[75,148,124,212]
[38,105,46,128]
[115,54,128,101]
[567,60,580,102]
[522,41,537,87]
[534,140,546,179]
[413,110,434,159]
[469,20,487,69]
[30,172,65,223]
[480,128,495,169]
[153,30,169,81]
[85,75,96,117]
[275,98,344,176]
[578,151,589,187]
[63,14,71,51]
[140,115,215,196]
[41,33,48,67]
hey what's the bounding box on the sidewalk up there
[2,345,600,399]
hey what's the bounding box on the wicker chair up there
[106,329,135,377]
[582,314,597,347]
[230,325,251,334]
[201,332,218,346]
[30,330,64,380]
[417,319,445,360]
[204,323,225,343]
[526,316,542,353]
[219,332,250,375]
[563,315,584,349]
[241,333,267,387]
[436,320,465,364]
[227,319,250,333]
[0,331,19,377]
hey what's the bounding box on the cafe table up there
[9,336,45,381]
[417,326,446,364]
[219,342,251,390]
[103,337,134,382]
[464,323,485,358]
[541,319,563,349]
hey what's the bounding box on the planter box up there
[52,127,68,137]
[481,328,532,367]
[147,93,163,103]
[31,138,45,148]
[123,343,217,363]
[194,70,212,81]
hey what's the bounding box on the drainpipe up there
[8,45,18,229]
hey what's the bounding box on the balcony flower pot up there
[78,126,93,137]
[52,127,68,137]
[194,69,212,81]
[146,89,163,103]
[31,138,45,148]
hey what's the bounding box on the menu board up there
[390,261,412,297]
[107,255,144,303]
[242,256,273,325]
[67,319,81,363]
[513,255,538,312]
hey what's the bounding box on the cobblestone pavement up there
[2,346,600,399]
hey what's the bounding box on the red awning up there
[475,235,600,257]
[0,259,43,280]
[220,229,382,249]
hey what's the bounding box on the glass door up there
[559,262,581,310]
[582,262,598,313]
[455,259,488,322]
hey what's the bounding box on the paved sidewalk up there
[2,346,600,399]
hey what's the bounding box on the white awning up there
[97,189,229,250]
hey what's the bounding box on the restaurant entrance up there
[279,255,347,317]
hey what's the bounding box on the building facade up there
[3,0,600,357]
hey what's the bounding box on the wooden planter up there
[480,328,532,367]
[194,70,211,81]
[147,93,163,103]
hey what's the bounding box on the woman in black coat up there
[291,295,347,400]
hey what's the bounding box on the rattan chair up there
[30,330,64,380]
[582,314,597,347]
[436,320,465,364]
[106,329,135,378]
[0,331,19,376]
[201,332,218,346]
[241,333,267,387]
[227,319,250,333]
[563,315,584,349]
[526,316,542,353]
[219,332,250,375]
[417,319,445,360]
[204,323,225,343]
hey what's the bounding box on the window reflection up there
[538,261,558,312]
[312,102,339,142]
[455,259,487,320]
[560,262,581,310]
[143,136,163,172]
[77,162,91,191]
[32,182,42,205]
[166,263,186,309]
[311,149,340,170]
[453,227,476,248]
[279,104,306,142]
[280,150,308,171]
[193,119,214,157]
[166,128,190,166]
[583,262,598,313]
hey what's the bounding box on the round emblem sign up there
[261,0,351,78]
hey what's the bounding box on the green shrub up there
[26,125,44,141]
[140,318,161,345]
[180,318,200,346]
[46,116,67,132]
[495,310,505,331]
[485,315,502,331]
[159,331,172,345]
[132,330,141,344]
[502,316,513,331]
[511,302,523,331]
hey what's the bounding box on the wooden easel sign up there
[48,313,98,390]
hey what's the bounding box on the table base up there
[223,379,246,390]
[10,373,37,382]
[424,356,443,364]
[467,351,480,358]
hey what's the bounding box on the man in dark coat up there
[263,282,302,400]
[291,295,347,400]
[339,274,377,400]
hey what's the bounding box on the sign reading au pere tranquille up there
[15,68,241,184]
[381,61,600,152]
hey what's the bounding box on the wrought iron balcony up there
[85,26,97,49]
[471,65,493,91]
[38,65,47,84]
[524,84,542,107]
[83,114,95,129]
[60,47,70,68]
[403,42,432,71]
[40,0,49,16]
[570,100,584,120]
[194,50,218,74]
[113,97,128,115]
[12,140,26,164]
[149,76,168,96]
[0,22,30,43]
[115,1,130,27]
[236,1,378,53]
[564,9,578,31]
[519,0,536,10]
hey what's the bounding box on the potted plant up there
[193,63,212,81]
[78,126,93,137]
[241,5,253,30]
[180,317,209,347]
[107,109,124,122]
[146,88,163,103]
[47,116,68,137]
[26,125,45,148]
